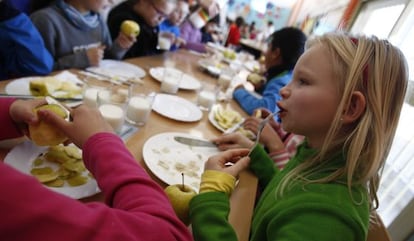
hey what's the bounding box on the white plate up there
[197,59,221,76]
[206,42,226,52]
[142,132,220,191]
[208,105,226,132]
[86,59,146,80]
[152,94,202,122]
[149,67,201,90]
[5,71,83,98]
[4,141,100,199]
[208,105,244,132]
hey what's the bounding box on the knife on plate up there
[174,136,217,148]
[0,94,82,102]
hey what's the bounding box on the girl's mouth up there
[277,102,286,113]
[277,103,287,118]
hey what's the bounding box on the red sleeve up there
[0,98,22,140]
[0,133,192,241]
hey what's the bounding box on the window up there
[350,1,405,38]
[350,1,414,240]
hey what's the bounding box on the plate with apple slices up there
[142,132,220,191]
[4,141,100,199]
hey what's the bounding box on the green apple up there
[29,104,68,146]
[121,20,140,37]
[164,184,197,225]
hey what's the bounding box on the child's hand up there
[204,148,250,178]
[38,104,114,148]
[87,45,105,66]
[212,132,254,150]
[244,110,285,153]
[254,108,280,130]
[175,37,186,47]
[244,118,283,152]
[9,98,47,136]
[115,32,136,49]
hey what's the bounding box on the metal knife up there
[45,96,72,121]
[174,136,217,148]
[0,94,82,102]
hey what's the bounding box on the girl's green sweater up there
[189,143,369,241]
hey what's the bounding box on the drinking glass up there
[97,86,129,134]
[160,67,182,94]
[126,84,155,126]
[216,67,235,102]
[197,85,216,111]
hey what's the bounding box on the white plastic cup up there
[83,88,100,108]
[82,82,107,108]
[160,67,182,94]
[157,31,173,51]
[126,94,154,126]
[197,86,216,111]
[99,104,125,133]
[158,35,172,50]
[218,73,232,90]
[97,87,129,133]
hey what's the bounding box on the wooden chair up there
[367,212,392,241]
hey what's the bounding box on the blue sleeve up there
[0,11,53,79]
[233,73,291,115]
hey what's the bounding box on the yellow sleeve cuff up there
[199,170,236,195]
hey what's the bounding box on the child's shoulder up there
[30,5,60,21]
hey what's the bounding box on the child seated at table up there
[233,27,307,116]
[107,0,176,58]
[30,0,136,70]
[159,0,189,51]
[0,1,53,80]
[0,97,193,241]
[190,32,408,241]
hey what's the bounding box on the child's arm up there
[249,144,278,187]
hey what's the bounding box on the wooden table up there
[0,50,257,241]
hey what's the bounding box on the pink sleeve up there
[268,124,305,170]
[0,133,192,241]
[0,98,23,140]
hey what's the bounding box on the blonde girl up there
[189,33,408,241]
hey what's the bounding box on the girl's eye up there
[298,79,308,85]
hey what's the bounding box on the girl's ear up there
[270,47,282,64]
[342,91,366,124]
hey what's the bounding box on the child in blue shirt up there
[159,0,189,51]
[0,1,53,80]
[233,27,307,116]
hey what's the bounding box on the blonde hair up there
[278,33,408,211]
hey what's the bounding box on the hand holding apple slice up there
[164,173,197,225]
[28,103,68,146]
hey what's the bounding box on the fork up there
[247,111,278,155]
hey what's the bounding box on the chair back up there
[367,212,392,241]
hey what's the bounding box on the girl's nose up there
[279,85,290,99]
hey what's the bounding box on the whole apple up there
[121,20,140,37]
[164,184,197,225]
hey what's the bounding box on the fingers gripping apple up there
[29,104,68,146]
